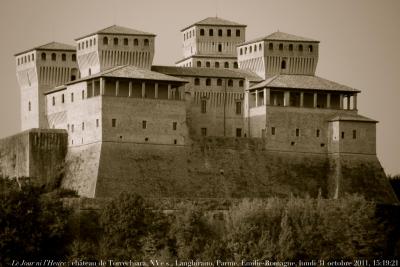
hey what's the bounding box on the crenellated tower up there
[75,25,156,77]
[15,42,78,130]
[176,17,246,69]
[237,32,319,79]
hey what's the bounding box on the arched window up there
[51,53,56,61]
[124,38,128,45]
[281,60,286,69]
[279,44,283,51]
[90,39,93,46]
[254,45,257,52]
[227,29,231,36]
[88,68,91,76]
[103,37,108,45]
[144,39,149,46]
[41,53,46,61]
[299,44,303,52]
[236,29,240,36]
[206,61,210,68]
[308,45,313,52]
[206,78,211,86]
[224,62,229,68]
[217,79,222,86]
[52,96,55,106]
[86,40,89,48]
[200,29,205,36]
[72,54,76,61]
[234,62,238,69]
[215,62,220,68]
[218,44,222,52]
[249,46,252,53]
[62,53,66,61]
[28,101,31,111]
[269,43,273,50]
[289,44,293,51]
[113,38,118,45]
[239,80,244,87]
[228,79,233,87]
[194,78,200,85]
[134,39,139,46]
[259,43,262,50]
[218,29,222,36]
[245,47,247,54]
[94,38,96,45]
[32,54,34,61]
[71,68,78,81]
[209,29,213,36]
[240,48,243,55]
[197,61,201,67]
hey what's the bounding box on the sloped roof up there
[328,114,377,123]
[182,17,246,31]
[152,65,263,82]
[15,42,75,56]
[249,75,359,92]
[175,54,237,64]
[76,25,156,40]
[239,31,319,46]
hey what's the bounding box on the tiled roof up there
[249,74,359,92]
[175,54,237,64]
[59,65,188,89]
[182,17,246,31]
[328,114,377,123]
[152,65,263,82]
[239,31,319,46]
[15,42,75,56]
[76,25,155,40]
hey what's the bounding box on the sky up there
[0,0,399,174]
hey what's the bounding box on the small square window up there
[271,127,276,135]
[296,128,300,137]
[353,130,357,139]
[112,118,117,127]
[173,122,177,131]
[316,129,320,137]
[341,132,345,139]
[142,120,147,129]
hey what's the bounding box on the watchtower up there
[75,25,156,78]
[15,42,78,130]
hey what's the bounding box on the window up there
[224,62,229,68]
[201,127,207,136]
[112,118,117,127]
[218,44,222,52]
[215,62,220,68]
[236,29,240,36]
[236,101,242,115]
[96,119,99,127]
[201,99,207,113]
[227,29,231,36]
[72,54,76,61]
[200,29,205,36]
[173,122,177,130]
[82,122,85,131]
[51,53,56,61]
[206,61,210,68]
[62,53,66,61]
[206,78,211,86]
[67,124,69,131]
[71,124,74,133]
[296,128,300,137]
[144,39,149,46]
[299,44,303,52]
[259,43,262,50]
[28,101,31,111]
[279,44,283,51]
[218,29,222,36]
[134,39,139,46]
[240,48,243,55]
[71,93,74,102]
[353,130,357,139]
[341,131,345,139]
[61,94,65,103]
[78,43,81,50]
[194,78,200,85]
[113,38,118,45]
[271,127,276,135]
[17,58,20,65]
[289,44,293,51]
[308,45,313,52]
[52,96,55,106]
[82,90,85,99]
[239,80,244,87]
[209,29,213,36]
[103,37,108,45]
[254,45,257,52]
[88,68,91,76]
[281,60,286,69]
[269,43,273,50]
[94,38,96,45]
[124,38,128,45]
[217,79,222,86]
[245,47,247,54]
[90,39,92,46]
[234,62,238,69]
[228,79,233,87]
[316,129,320,137]
[86,41,88,48]
[142,120,147,129]
[249,46,252,53]
[236,128,242,137]
[197,61,201,67]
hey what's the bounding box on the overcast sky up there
[0,0,399,174]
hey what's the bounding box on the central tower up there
[176,17,246,69]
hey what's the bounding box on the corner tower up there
[15,42,78,130]
[75,25,156,77]
[176,17,246,69]
[237,32,319,79]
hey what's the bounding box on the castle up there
[2,17,396,203]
